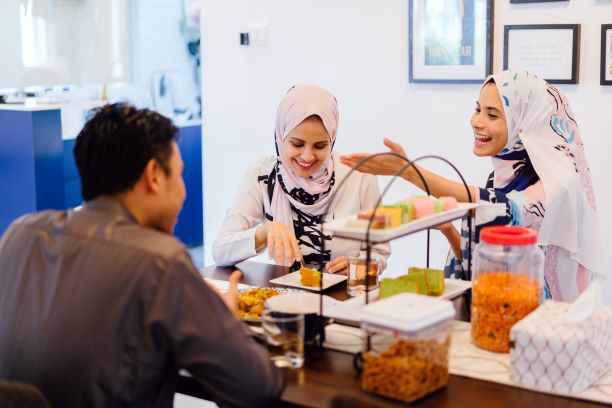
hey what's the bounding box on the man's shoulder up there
[79,213,189,264]
[8,208,189,265]
[6,210,70,239]
[117,225,188,260]
[12,209,67,226]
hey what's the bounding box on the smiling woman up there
[212,85,390,275]
[340,70,600,302]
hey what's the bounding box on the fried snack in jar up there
[471,226,544,353]
[360,293,454,403]
[471,271,539,352]
[362,336,450,403]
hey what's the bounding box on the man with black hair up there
[0,104,282,407]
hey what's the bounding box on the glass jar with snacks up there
[471,226,544,353]
[360,293,455,404]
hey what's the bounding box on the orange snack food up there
[299,267,321,287]
[237,287,279,319]
[471,271,539,353]
[362,337,450,403]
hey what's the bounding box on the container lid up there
[480,226,537,246]
[266,292,337,314]
[360,293,454,333]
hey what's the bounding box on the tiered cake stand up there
[314,153,476,366]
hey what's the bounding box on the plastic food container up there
[360,293,455,403]
[471,226,544,353]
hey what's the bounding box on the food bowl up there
[237,287,303,322]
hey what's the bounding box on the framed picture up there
[602,25,612,86]
[408,0,494,83]
[503,24,580,84]
[509,0,568,3]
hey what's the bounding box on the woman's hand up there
[326,256,348,275]
[256,221,302,266]
[339,138,412,178]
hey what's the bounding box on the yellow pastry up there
[299,267,321,287]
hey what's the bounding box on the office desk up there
[178,262,606,408]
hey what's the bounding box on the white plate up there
[323,278,472,326]
[324,203,479,242]
[269,270,347,292]
[205,278,254,293]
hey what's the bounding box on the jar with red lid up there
[471,226,544,353]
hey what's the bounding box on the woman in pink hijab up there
[213,85,390,273]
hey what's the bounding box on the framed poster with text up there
[504,24,580,84]
[510,0,568,3]
[602,25,612,86]
[409,0,493,83]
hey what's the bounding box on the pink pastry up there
[438,196,458,211]
[409,197,435,219]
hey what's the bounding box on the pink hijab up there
[271,85,339,233]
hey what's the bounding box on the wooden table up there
[177,261,607,408]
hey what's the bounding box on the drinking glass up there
[261,310,304,369]
[347,251,380,297]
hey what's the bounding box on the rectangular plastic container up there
[360,293,455,403]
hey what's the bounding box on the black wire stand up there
[313,153,475,367]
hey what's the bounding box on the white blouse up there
[212,153,391,269]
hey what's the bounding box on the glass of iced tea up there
[347,250,380,297]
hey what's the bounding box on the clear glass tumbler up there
[261,310,304,368]
[347,250,380,297]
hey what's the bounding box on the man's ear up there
[142,159,162,194]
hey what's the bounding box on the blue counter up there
[0,107,65,233]
[1,106,203,246]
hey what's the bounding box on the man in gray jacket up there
[0,104,282,407]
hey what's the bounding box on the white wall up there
[201,0,612,305]
[130,0,200,117]
[0,0,23,88]
[0,0,129,87]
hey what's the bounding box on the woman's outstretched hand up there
[339,138,410,177]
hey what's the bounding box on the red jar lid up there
[480,226,537,246]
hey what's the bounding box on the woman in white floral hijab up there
[341,70,600,301]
